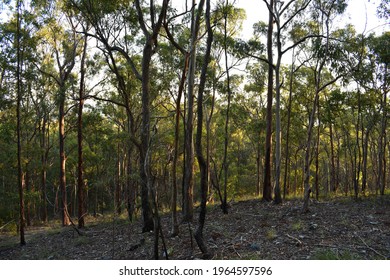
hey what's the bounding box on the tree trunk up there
[59,87,70,226]
[329,122,336,192]
[263,0,274,202]
[171,54,189,236]
[126,142,136,222]
[40,114,48,223]
[183,6,196,223]
[183,0,205,222]
[283,48,295,200]
[362,127,370,194]
[353,92,362,199]
[134,0,169,235]
[116,138,122,215]
[379,66,387,195]
[221,0,231,213]
[194,0,212,258]
[302,88,319,213]
[256,143,262,197]
[16,0,26,245]
[77,31,88,228]
[315,104,321,201]
[139,40,154,232]
[273,0,283,204]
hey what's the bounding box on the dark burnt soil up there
[1,195,389,260]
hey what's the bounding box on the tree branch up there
[110,46,142,81]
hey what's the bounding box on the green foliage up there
[376,0,390,19]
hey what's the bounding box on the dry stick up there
[231,244,241,258]
[286,234,303,246]
[0,220,15,231]
[356,234,387,259]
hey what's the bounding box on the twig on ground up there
[356,234,387,259]
[286,234,303,246]
[231,244,242,258]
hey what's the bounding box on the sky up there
[235,0,389,39]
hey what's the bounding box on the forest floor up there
[0,195,390,260]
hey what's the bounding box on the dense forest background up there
[0,0,389,259]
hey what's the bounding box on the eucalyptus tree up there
[34,2,82,225]
[71,0,170,234]
[162,10,191,235]
[16,0,26,245]
[263,0,274,202]
[1,0,43,240]
[194,0,213,257]
[133,1,170,254]
[182,0,206,222]
[203,0,245,212]
[69,0,144,223]
[301,0,350,212]
[237,0,314,203]
[76,28,88,228]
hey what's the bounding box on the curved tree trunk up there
[194,0,213,258]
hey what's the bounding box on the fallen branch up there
[356,234,387,260]
[0,220,15,231]
[286,234,303,246]
[230,244,242,258]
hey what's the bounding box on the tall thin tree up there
[194,0,213,258]
[183,0,206,222]
[263,0,274,202]
[77,29,88,228]
[16,0,26,245]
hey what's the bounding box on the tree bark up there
[40,115,48,223]
[77,31,88,228]
[194,0,213,258]
[379,65,387,195]
[315,102,321,200]
[302,87,319,213]
[273,0,283,204]
[221,0,232,213]
[16,0,26,245]
[171,54,189,236]
[183,0,205,222]
[134,0,169,236]
[329,122,336,192]
[59,86,70,226]
[283,48,295,199]
[263,0,274,202]
[138,40,154,232]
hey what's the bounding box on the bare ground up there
[1,195,389,260]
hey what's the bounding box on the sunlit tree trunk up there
[77,31,88,228]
